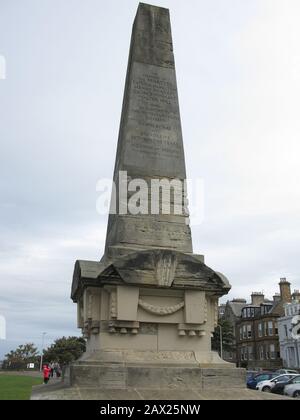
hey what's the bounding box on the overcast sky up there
[0,0,300,358]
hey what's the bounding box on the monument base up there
[31,351,289,401]
[63,350,245,390]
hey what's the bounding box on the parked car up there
[247,372,278,390]
[256,374,297,392]
[246,370,260,382]
[272,374,300,395]
[284,375,300,398]
[275,369,298,375]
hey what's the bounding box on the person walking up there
[53,362,61,378]
[49,362,54,377]
[43,364,51,384]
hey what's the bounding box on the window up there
[259,346,264,360]
[258,323,263,337]
[243,325,247,339]
[247,325,252,338]
[284,325,288,338]
[265,322,269,336]
[257,374,269,381]
[274,322,278,335]
[277,375,289,382]
[270,344,275,359]
[240,347,248,361]
[246,307,255,318]
[239,327,243,340]
[268,321,273,336]
[261,305,272,315]
[248,346,253,360]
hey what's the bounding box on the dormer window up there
[260,304,272,315]
[243,307,255,318]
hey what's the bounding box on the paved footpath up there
[31,381,293,400]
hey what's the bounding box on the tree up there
[211,319,235,354]
[43,336,86,365]
[3,343,39,370]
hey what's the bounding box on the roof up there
[270,300,285,316]
[227,301,246,317]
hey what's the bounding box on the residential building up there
[232,278,294,369]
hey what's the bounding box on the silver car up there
[284,375,300,398]
[276,369,298,375]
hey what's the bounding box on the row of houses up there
[219,278,300,370]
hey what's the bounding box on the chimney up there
[292,289,300,302]
[232,298,247,303]
[251,292,265,306]
[273,293,281,303]
[279,278,292,303]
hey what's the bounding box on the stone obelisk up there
[105,2,191,257]
[70,3,244,390]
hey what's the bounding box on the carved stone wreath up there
[138,298,184,315]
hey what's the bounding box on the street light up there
[218,324,223,359]
[39,332,47,371]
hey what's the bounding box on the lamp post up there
[39,332,47,371]
[218,324,223,359]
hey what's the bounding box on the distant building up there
[218,303,226,319]
[222,299,247,363]
[223,278,296,369]
[278,290,300,368]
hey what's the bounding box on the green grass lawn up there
[0,375,43,400]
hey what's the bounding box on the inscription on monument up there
[124,62,185,177]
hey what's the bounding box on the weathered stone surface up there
[105,2,191,254]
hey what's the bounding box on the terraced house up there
[235,279,293,369]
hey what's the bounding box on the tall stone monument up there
[70,3,244,389]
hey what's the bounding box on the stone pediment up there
[71,249,230,301]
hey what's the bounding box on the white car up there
[256,374,297,392]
